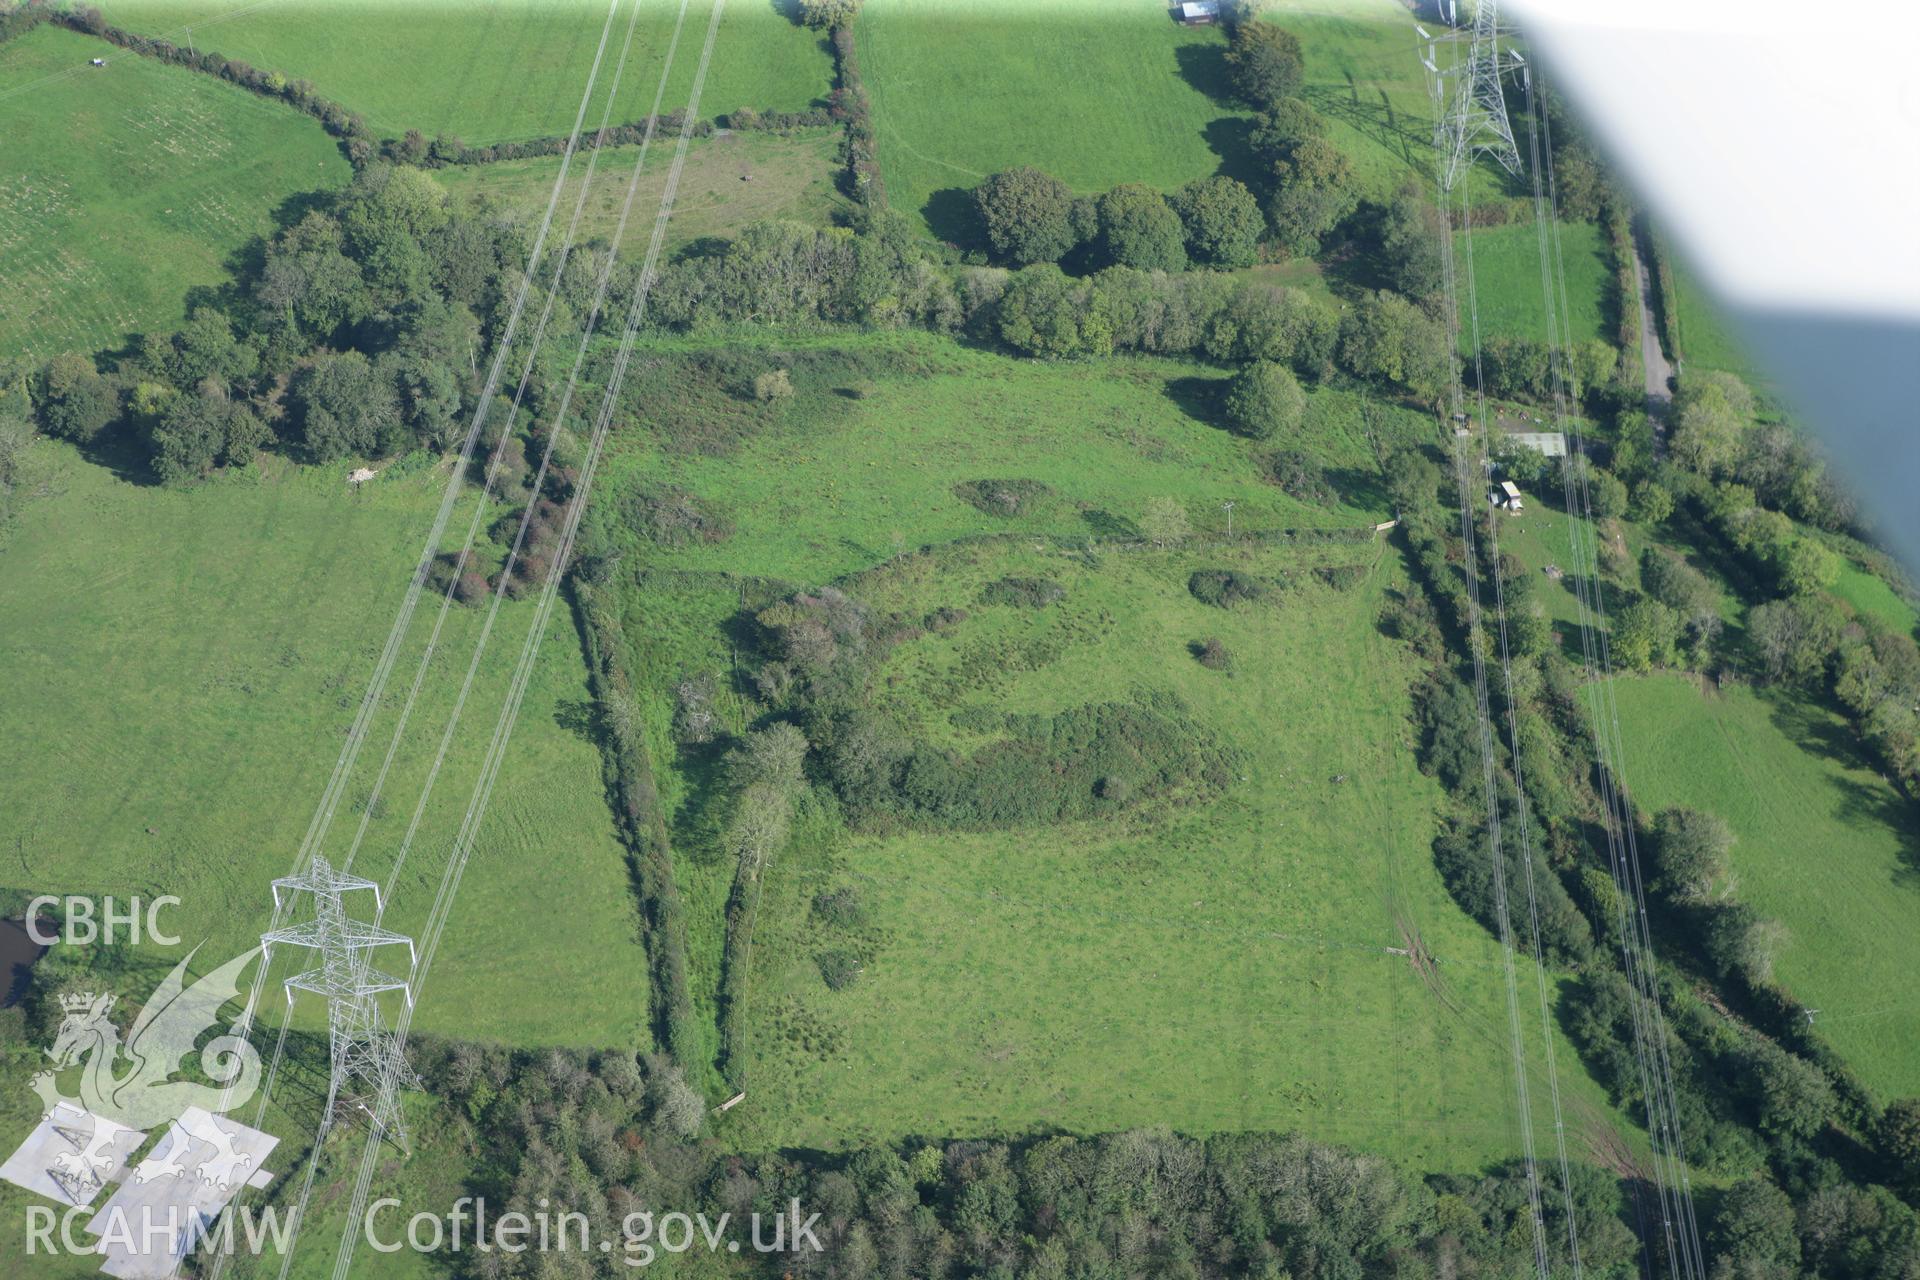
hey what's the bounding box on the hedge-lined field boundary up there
[571,579,700,1070]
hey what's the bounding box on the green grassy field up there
[715,537,1635,1170]
[0,442,649,1049]
[597,330,1424,586]
[1830,559,1919,633]
[1610,674,1920,1100]
[95,0,833,145]
[1667,254,1760,382]
[857,0,1242,242]
[435,125,847,256]
[0,25,349,360]
[586,333,1643,1174]
[1263,0,1515,207]
[1265,0,1434,190]
[1458,219,1614,352]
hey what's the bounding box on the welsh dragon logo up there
[31,946,264,1192]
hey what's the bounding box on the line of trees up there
[572,578,701,1072]
[825,9,884,212]
[971,165,1264,273]
[54,5,380,164]
[415,1030,1653,1280]
[13,22,1483,490]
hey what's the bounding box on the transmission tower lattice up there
[262,857,420,1151]
[1432,0,1524,191]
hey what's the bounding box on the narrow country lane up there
[1632,221,1676,446]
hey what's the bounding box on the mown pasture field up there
[0,25,348,360]
[1263,0,1433,191]
[1610,673,1920,1100]
[856,0,1241,242]
[435,126,847,257]
[591,334,1643,1173]
[1456,219,1614,352]
[95,0,834,145]
[0,443,650,1050]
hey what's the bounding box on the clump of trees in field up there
[1223,359,1305,440]
[965,132,1345,273]
[24,163,534,485]
[1188,568,1277,609]
[795,0,862,30]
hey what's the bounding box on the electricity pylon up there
[1428,0,1524,192]
[262,857,420,1151]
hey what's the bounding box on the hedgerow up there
[571,581,699,1071]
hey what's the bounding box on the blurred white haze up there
[1509,0,1920,567]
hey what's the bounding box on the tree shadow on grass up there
[669,738,736,869]
[1201,115,1263,190]
[1326,465,1391,515]
[1318,236,1395,300]
[263,1026,336,1123]
[1163,374,1226,430]
[1082,508,1140,540]
[1829,773,1920,889]
[1173,42,1235,108]
[554,698,601,745]
[922,187,983,251]
[1761,688,1920,885]
[270,187,336,235]
[1542,571,1603,665]
[67,421,160,488]
[1764,690,1878,776]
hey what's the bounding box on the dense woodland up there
[4,2,1920,1277]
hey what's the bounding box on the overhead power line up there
[198,3,642,1277]
[1524,63,1709,1279]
